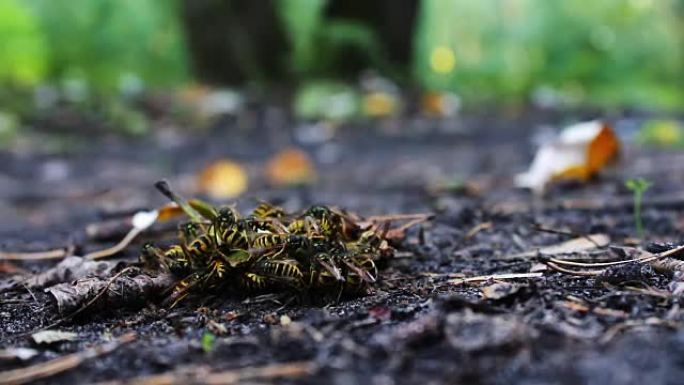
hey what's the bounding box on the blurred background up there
[1,0,682,116]
[0,0,683,231]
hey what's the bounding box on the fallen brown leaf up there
[197,159,248,199]
[265,148,316,187]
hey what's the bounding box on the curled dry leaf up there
[265,148,316,187]
[47,270,175,315]
[197,159,248,199]
[156,203,185,222]
[22,256,120,289]
[515,120,619,193]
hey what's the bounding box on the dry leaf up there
[515,120,619,193]
[32,330,78,345]
[23,256,119,289]
[47,272,175,315]
[538,234,609,255]
[197,159,248,199]
[481,282,521,300]
[156,203,184,222]
[265,148,316,187]
[503,234,610,260]
[0,347,39,361]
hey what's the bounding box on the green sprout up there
[201,330,215,354]
[625,178,653,238]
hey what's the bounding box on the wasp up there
[231,255,304,293]
[252,201,286,219]
[142,181,414,305]
[302,205,360,241]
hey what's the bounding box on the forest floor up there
[2,108,684,384]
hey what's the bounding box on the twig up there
[367,213,433,223]
[547,254,652,268]
[464,221,493,241]
[557,300,629,318]
[84,228,142,260]
[0,248,67,261]
[0,333,135,385]
[547,243,684,273]
[447,272,544,285]
[95,360,316,385]
[599,318,676,344]
[649,257,684,275]
[546,262,601,276]
[392,216,431,233]
[622,285,671,299]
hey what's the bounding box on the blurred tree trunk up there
[325,0,418,76]
[180,0,418,85]
[180,0,287,85]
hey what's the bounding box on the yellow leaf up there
[197,159,248,199]
[265,148,316,187]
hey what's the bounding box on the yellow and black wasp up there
[141,181,408,305]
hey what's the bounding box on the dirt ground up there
[2,109,684,384]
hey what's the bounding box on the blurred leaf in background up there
[536,0,684,109]
[414,0,544,104]
[277,0,328,75]
[20,0,188,91]
[414,0,684,110]
[294,80,359,121]
[637,119,684,148]
[0,0,47,85]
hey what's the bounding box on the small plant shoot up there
[625,178,653,238]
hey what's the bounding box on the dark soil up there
[2,109,684,384]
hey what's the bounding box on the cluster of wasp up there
[140,182,394,304]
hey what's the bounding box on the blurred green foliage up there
[0,0,187,91]
[414,0,684,109]
[276,0,389,76]
[294,80,359,121]
[0,0,681,110]
[637,119,684,147]
[0,0,47,84]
